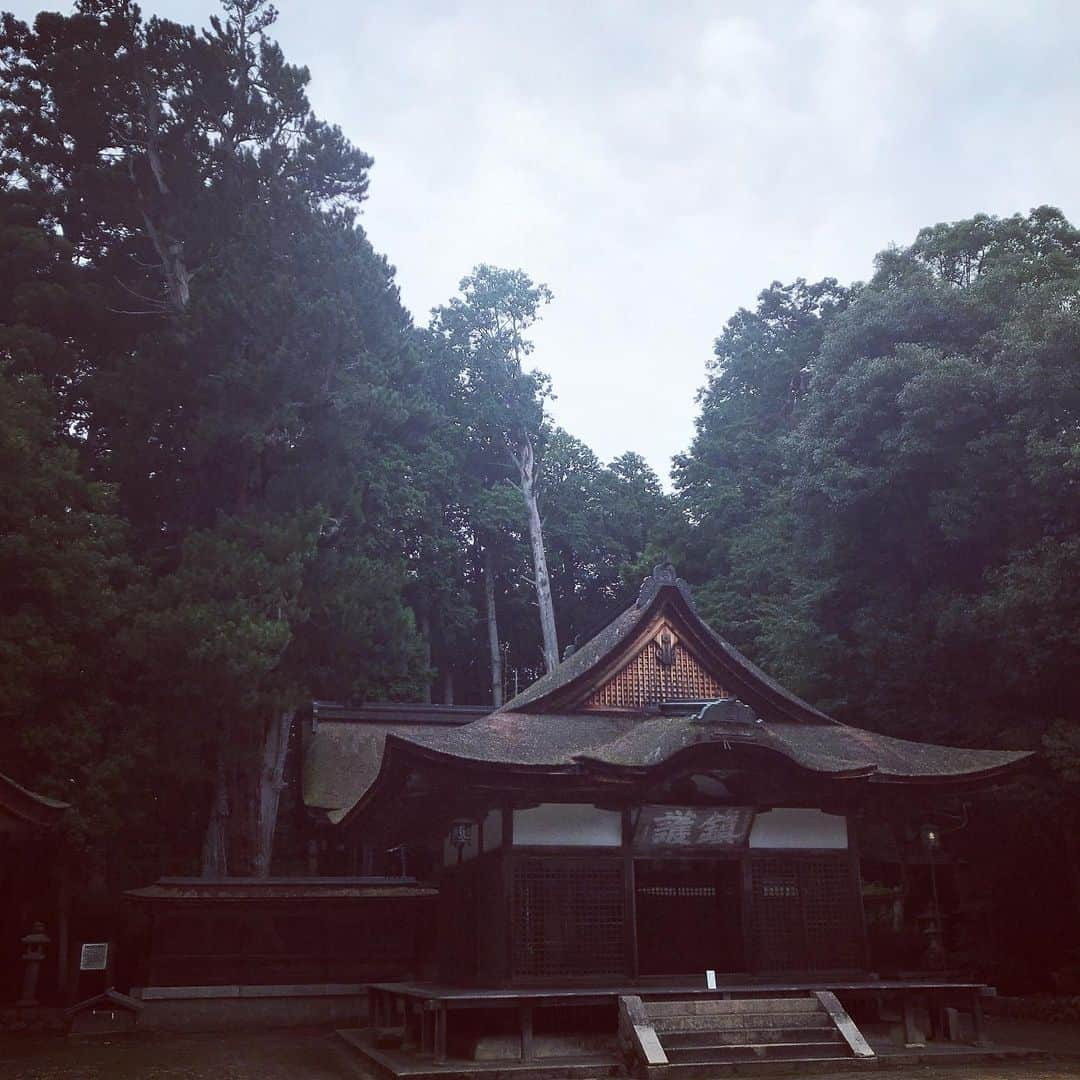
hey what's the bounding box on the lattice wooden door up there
[750,855,863,973]
[511,856,626,979]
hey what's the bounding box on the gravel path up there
[1,1020,1079,1080]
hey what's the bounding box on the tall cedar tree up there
[1,0,430,877]
[430,266,561,679]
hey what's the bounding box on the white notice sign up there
[80,942,109,971]
[706,970,717,990]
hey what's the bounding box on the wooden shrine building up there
[0,769,68,1004]
[304,565,1034,1072]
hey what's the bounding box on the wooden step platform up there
[338,1028,622,1080]
[339,1023,1050,1080]
[343,980,1051,1079]
[619,992,874,1076]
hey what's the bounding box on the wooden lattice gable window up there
[515,563,837,724]
[582,617,730,711]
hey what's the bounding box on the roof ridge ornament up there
[635,562,698,611]
[692,698,761,727]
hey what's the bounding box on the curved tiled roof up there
[385,711,1031,782]
[303,566,1035,824]
[306,707,1033,825]
[304,721,441,824]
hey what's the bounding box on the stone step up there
[656,1052,858,1078]
[645,997,819,1018]
[651,1011,831,1034]
[665,1040,851,1064]
[663,1026,843,1048]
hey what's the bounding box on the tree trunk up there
[201,750,230,878]
[442,669,455,705]
[513,437,559,673]
[418,611,433,705]
[136,91,192,312]
[55,857,70,997]
[482,545,504,707]
[252,710,293,878]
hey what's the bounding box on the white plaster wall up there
[512,803,622,846]
[748,808,848,849]
[482,807,503,851]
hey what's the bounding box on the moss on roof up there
[302,567,1034,821]
[390,712,1031,781]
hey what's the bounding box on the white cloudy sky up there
[10,1,1080,480]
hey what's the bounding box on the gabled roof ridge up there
[496,601,643,712]
[691,614,836,725]
[497,563,838,725]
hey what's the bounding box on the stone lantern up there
[17,922,51,1007]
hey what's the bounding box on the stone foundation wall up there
[131,984,369,1031]
[984,994,1080,1023]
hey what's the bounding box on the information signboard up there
[79,942,109,972]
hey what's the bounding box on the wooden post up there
[520,1003,534,1060]
[847,814,873,972]
[741,853,757,974]
[434,1004,447,1063]
[503,804,514,984]
[421,1004,434,1054]
[622,807,638,980]
[970,989,990,1047]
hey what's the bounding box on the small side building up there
[0,769,68,1004]
[125,876,437,1030]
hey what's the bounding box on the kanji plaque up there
[634,806,754,849]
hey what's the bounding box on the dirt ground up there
[0,1027,363,1080]
[0,1019,1079,1080]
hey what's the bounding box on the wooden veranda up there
[366,976,992,1065]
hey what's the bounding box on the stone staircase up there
[619,992,874,1076]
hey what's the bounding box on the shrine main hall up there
[298,564,1033,1073]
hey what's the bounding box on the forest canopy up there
[0,0,1077,977]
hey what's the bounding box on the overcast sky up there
[9,1,1080,481]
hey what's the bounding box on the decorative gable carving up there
[582,621,728,710]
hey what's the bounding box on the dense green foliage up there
[673,208,1080,983]
[675,208,1079,746]
[0,0,664,879]
[1,0,1076,983]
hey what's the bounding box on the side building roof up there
[0,769,69,830]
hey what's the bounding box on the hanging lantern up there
[448,819,473,864]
